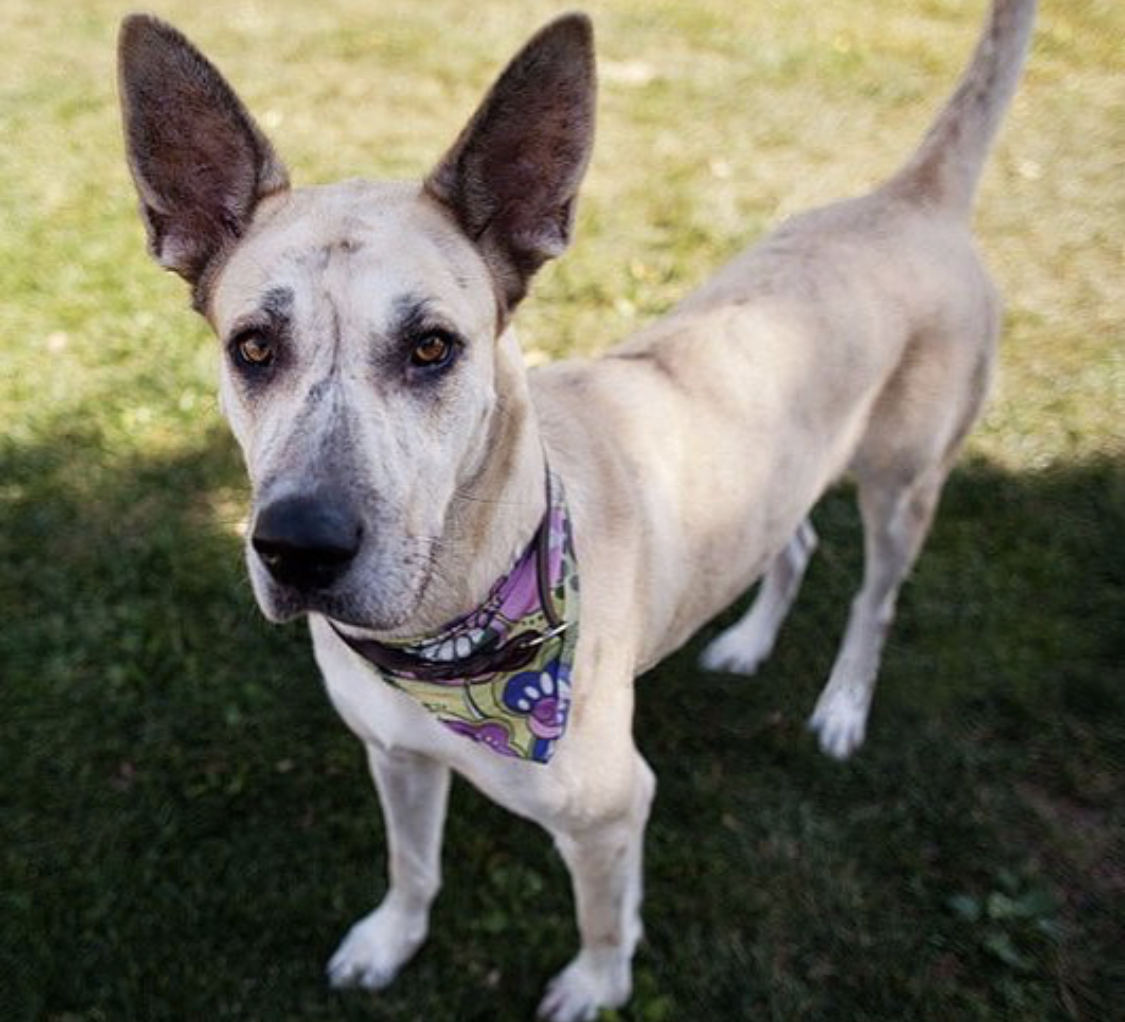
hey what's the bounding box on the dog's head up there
[118,14,595,630]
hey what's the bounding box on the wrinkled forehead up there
[209,179,497,337]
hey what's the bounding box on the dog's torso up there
[531,193,995,673]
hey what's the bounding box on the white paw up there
[699,623,773,675]
[327,902,427,991]
[537,949,632,1022]
[808,690,870,760]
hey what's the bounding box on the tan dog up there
[118,2,1036,1018]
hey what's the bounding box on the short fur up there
[118,3,1037,1019]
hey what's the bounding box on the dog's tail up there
[885,0,1036,216]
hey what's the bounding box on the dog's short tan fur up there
[119,3,1037,1018]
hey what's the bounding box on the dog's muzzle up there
[251,494,363,591]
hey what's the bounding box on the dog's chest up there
[308,616,457,757]
[307,614,578,821]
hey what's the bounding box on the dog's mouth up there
[246,537,436,634]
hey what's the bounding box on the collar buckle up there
[516,621,570,649]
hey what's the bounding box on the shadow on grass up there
[1,423,1121,1022]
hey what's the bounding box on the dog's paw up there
[698,624,773,675]
[327,903,427,991]
[808,691,869,760]
[537,949,631,1022]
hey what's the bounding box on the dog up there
[118,2,1036,1018]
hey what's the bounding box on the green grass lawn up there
[2,1,1122,1019]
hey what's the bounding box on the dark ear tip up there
[535,11,595,59]
[118,13,183,60]
[552,11,594,38]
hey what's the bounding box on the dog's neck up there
[384,328,547,641]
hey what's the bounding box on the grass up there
[1,0,1122,1019]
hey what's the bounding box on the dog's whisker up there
[451,489,533,508]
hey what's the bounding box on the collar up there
[330,468,579,764]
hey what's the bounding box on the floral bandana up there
[330,471,579,764]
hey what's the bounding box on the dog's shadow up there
[2,421,1120,1021]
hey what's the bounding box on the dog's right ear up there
[117,15,289,293]
[424,14,596,315]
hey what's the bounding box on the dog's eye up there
[410,332,455,369]
[234,332,275,368]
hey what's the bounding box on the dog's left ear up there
[117,15,289,295]
[425,13,596,313]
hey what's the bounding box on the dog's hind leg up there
[808,467,948,759]
[699,519,818,675]
[327,745,450,990]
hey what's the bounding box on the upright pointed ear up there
[424,13,596,313]
[117,15,289,295]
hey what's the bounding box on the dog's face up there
[211,183,501,627]
[118,15,595,630]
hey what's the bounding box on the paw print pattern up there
[502,666,570,740]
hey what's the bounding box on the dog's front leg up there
[328,744,450,990]
[538,752,655,1022]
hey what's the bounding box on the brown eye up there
[410,332,454,368]
[235,333,274,367]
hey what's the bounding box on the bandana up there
[331,470,579,764]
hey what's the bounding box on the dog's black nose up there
[251,495,362,590]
